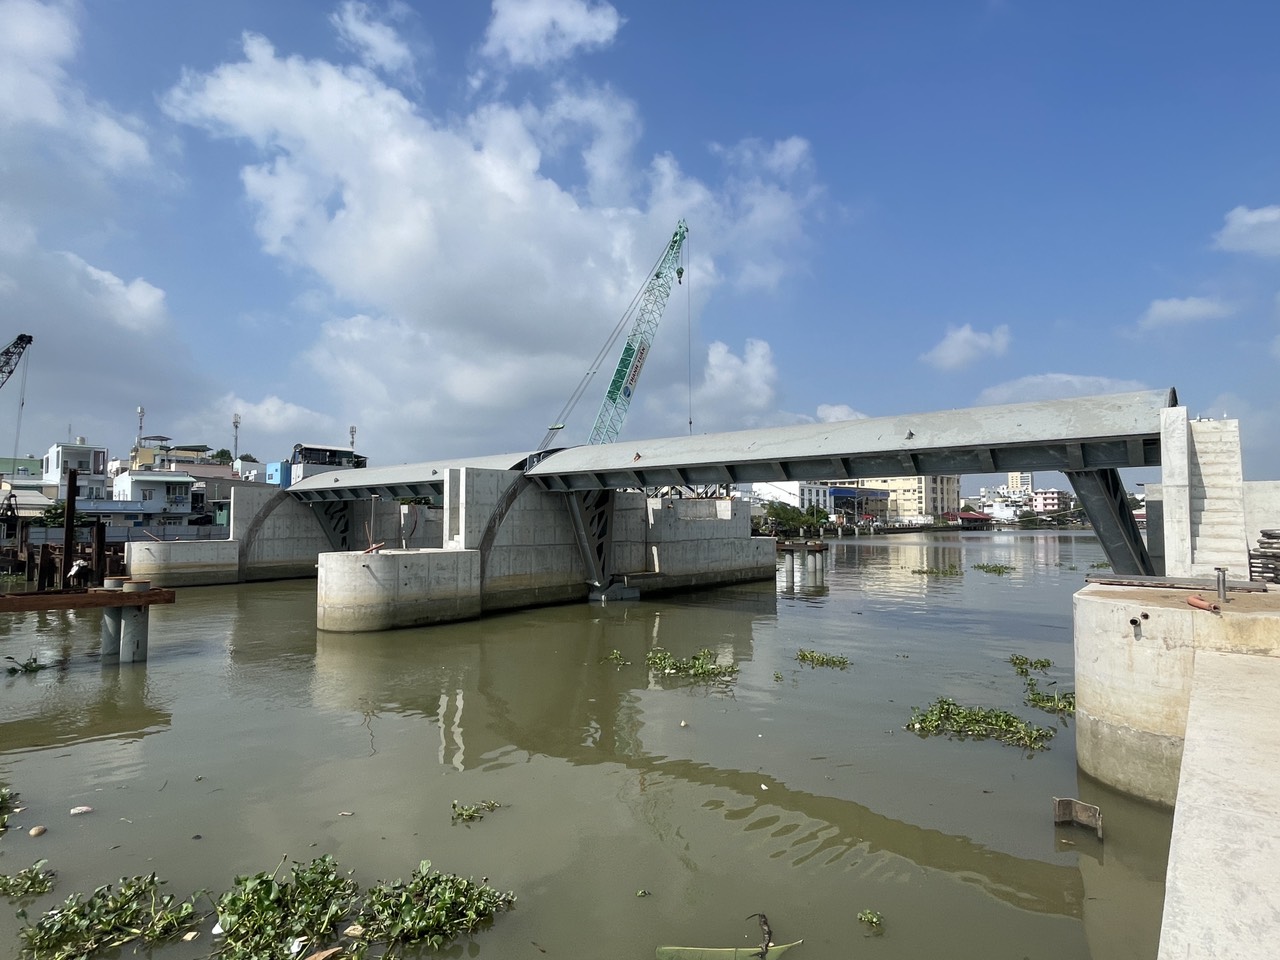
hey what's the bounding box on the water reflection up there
[0,534,1171,960]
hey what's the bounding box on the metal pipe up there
[1214,567,1228,603]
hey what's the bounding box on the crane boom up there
[587,220,687,445]
[0,334,33,391]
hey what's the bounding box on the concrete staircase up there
[1186,419,1249,577]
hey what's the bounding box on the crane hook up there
[676,266,684,285]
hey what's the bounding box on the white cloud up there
[919,323,1010,370]
[1214,205,1280,258]
[481,0,622,69]
[62,253,168,332]
[977,373,1148,406]
[0,0,149,171]
[331,1,414,76]
[816,403,866,422]
[161,22,825,460]
[1139,295,1232,329]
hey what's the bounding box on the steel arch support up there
[1065,468,1154,576]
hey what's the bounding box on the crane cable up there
[538,229,677,451]
[11,343,31,463]
[684,235,693,435]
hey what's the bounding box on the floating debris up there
[972,562,1015,575]
[451,799,502,823]
[796,649,849,669]
[69,806,94,816]
[28,825,46,838]
[857,908,883,928]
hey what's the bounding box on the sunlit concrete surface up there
[1157,650,1280,960]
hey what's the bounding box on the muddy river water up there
[0,530,1172,959]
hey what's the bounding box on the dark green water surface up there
[0,531,1172,959]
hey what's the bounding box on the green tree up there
[212,448,233,464]
[36,501,90,528]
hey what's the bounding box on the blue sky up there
[2,0,1277,486]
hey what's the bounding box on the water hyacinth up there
[906,697,1056,750]
[645,647,738,685]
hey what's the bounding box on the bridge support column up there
[1066,468,1154,576]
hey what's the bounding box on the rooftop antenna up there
[232,413,241,461]
[349,425,357,451]
[136,405,145,445]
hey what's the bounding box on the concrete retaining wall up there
[126,540,241,587]
[1074,583,1280,806]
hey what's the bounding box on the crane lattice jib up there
[587,221,688,445]
[0,334,33,391]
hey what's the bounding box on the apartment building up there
[852,474,961,524]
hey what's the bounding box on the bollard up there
[814,548,825,584]
[1214,567,1228,603]
[784,550,795,585]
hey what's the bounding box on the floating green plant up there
[645,648,738,685]
[906,697,1055,750]
[18,872,199,959]
[857,909,883,928]
[4,656,48,676]
[773,671,784,682]
[1023,676,1076,715]
[214,854,357,960]
[1008,654,1051,677]
[0,861,55,900]
[601,649,630,666]
[796,649,849,669]
[972,563,1015,576]
[1089,561,1111,569]
[354,859,515,953]
[1009,655,1076,715]
[15,854,515,960]
[451,799,502,823]
[0,786,16,832]
[911,564,963,576]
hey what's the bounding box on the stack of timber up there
[1250,528,1280,584]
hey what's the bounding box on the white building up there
[41,440,109,500]
[107,470,198,525]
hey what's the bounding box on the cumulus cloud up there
[816,403,867,422]
[1214,204,1280,258]
[977,373,1148,406]
[480,0,622,69]
[1139,295,1232,329]
[160,20,824,459]
[919,324,1010,370]
[62,253,168,332]
[331,1,414,76]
